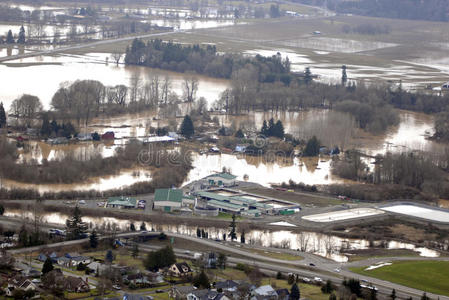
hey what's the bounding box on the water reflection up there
[4,209,440,262]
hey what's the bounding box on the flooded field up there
[0,52,230,110]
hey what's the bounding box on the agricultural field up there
[350,260,449,296]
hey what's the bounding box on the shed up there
[153,188,183,212]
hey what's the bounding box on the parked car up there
[78,200,86,205]
[309,263,316,267]
[314,277,323,283]
[113,285,121,290]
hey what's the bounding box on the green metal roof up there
[207,173,237,180]
[207,200,242,211]
[107,196,137,207]
[154,188,183,203]
[196,191,230,201]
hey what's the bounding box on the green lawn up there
[350,260,449,296]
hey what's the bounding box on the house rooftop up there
[107,196,137,207]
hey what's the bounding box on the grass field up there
[350,260,449,296]
[250,248,303,261]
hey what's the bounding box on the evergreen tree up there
[342,65,348,86]
[180,115,194,138]
[105,250,114,263]
[421,292,429,300]
[42,257,54,275]
[217,253,227,269]
[390,289,397,300]
[40,113,51,137]
[131,243,139,258]
[140,222,146,231]
[240,230,245,243]
[268,118,275,136]
[329,293,337,300]
[17,26,26,44]
[130,223,136,231]
[6,30,14,44]
[274,120,285,138]
[235,129,244,138]
[229,214,237,241]
[65,206,88,240]
[321,279,334,294]
[89,230,98,248]
[289,283,300,300]
[261,120,269,136]
[0,205,4,215]
[304,67,312,85]
[0,102,7,128]
[304,136,320,157]
[196,228,201,237]
[193,269,210,289]
[50,120,59,136]
[144,246,176,271]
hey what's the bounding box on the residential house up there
[214,280,239,293]
[107,196,137,209]
[168,262,192,277]
[251,285,278,299]
[64,276,90,293]
[124,273,150,286]
[145,272,164,284]
[276,289,289,300]
[87,261,108,275]
[70,256,91,267]
[6,275,37,297]
[153,188,183,212]
[169,285,197,299]
[102,131,115,140]
[57,256,72,267]
[187,290,230,300]
[65,252,81,259]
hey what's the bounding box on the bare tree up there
[183,74,199,102]
[111,52,122,66]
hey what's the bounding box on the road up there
[0,29,178,63]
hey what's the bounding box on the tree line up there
[125,38,292,83]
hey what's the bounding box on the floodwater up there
[4,209,441,262]
[0,52,230,110]
[1,169,152,193]
[9,109,439,192]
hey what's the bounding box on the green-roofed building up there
[154,188,183,212]
[107,196,137,209]
[205,172,237,187]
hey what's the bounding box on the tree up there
[130,223,136,231]
[290,283,300,300]
[9,94,43,128]
[111,52,122,65]
[261,120,269,136]
[144,246,176,271]
[6,30,14,44]
[217,253,227,269]
[89,230,98,248]
[321,279,335,294]
[105,250,114,263]
[183,75,198,102]
[140,222,146,231]
[240,230,245,243]
[304,136,320,156]
[18,26,26,44]
[329,293,337,300]
[235,129,244,138]
[131,243,139,258]
[269,4,281,18]
[196,228,201,237]
[65,206,88,240]
[421,292,430,300]
[390,289,397,300]
[180,115,195,138]
[193,269,210,289]
[40,113,51,137]
[229,214,237,241]
[0,102,6,128]
[304,67,312,85]
[342,65,348,86]
[42,257,54,275]
[0,205,4,216]
[274,120,285,138]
